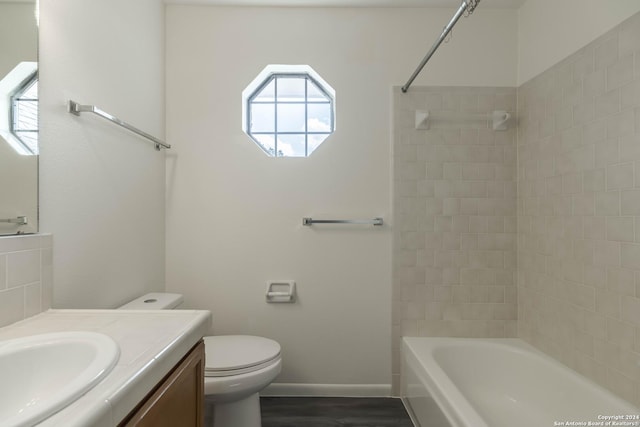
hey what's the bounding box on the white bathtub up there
[401,337,639,427]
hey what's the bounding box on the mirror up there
[0,0,38,235]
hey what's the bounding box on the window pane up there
[250,103,275,132]
[307,81,330,103]
[277,134,306,157]
[13,100,38,131]
[308,134,329,155]
[253,134,276,155]
[277,77,305,102]
[253,79,275,102]
[307,103,332,132]
[277,103,305,132]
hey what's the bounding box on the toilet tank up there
[118,293,184,310]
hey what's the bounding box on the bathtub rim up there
[401,336,639,427]
[402,337,492,427]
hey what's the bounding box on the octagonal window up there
[243,65,335,157]
[11,72,38,155]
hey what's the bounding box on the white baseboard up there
[261,383,392,397]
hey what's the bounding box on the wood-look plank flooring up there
[260,397,415,427]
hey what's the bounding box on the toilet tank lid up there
[118,293,184,310]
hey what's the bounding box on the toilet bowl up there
[118,293,281,427]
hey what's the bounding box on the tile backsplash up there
[518,12,640,406]
[0,234,52,327]
[392,86,518,389]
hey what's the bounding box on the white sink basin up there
[0,331,120,427]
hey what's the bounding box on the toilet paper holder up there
[266,281,296,303]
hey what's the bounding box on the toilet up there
[118,293,281,427]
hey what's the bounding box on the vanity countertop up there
[0,309,211,427]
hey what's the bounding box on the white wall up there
[518,0,640,85]
[38,0,166,308]
[0,2,37,79]
[166,5,516,390]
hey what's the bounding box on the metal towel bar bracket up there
[68,100,171,151]
[0,216,28,225]
[303,217,383,226]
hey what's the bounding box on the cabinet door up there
[121,340,205,427]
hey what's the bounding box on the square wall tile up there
[0,287,23,328]
[0,235,53,326]
[7,250,40,288]
[0,255,6,290]
[24,282,41,318]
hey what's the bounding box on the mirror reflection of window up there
[10,72,38,155]
[0,62,38,156]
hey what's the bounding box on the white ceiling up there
[165,0,526,8]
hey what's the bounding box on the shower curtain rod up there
[401,0,480,93]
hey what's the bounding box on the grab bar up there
[68,100,171,151]
[0,216,27,225]
[302,217,383,226]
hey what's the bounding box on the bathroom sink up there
[0,331,120,427]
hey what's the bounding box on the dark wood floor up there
[260,397,415,427]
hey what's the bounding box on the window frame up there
[246,72,335,157]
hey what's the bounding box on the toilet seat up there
[203,335,281,377]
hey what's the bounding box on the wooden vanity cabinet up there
[119,340,205,427]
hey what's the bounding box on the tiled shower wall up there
[0,235,52,327]
[392,87,518,389]
[518,12,640,405]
